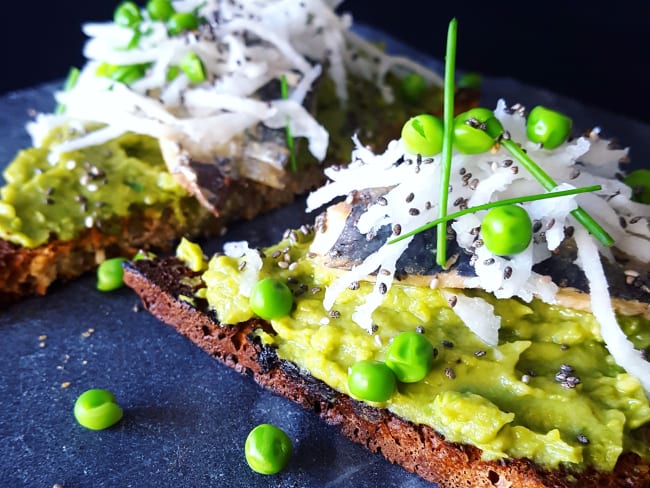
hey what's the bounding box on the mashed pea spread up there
[194,233,650,472]
[0,125,188,247]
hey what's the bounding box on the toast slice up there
[122,253,650,488]
[122,96,650,486]
[0,0,481,307]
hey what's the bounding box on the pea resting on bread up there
[124,101,650,487]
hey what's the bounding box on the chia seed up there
[445,368,456,379]
[442,340,454,349]
[415,326,425,334]
[474,350,486,357]
[576,434,590,445]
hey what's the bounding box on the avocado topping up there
[196,232,650,472]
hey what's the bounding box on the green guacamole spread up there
[194,233,650,472]
[0,125,188,248]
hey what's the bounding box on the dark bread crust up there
[123,256,650,488]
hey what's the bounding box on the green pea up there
[347,360,396,403]
[109,64,149,85]
[114,1,142,29]
[167,12,199,35]
[97,257,128,291]
[249,278,293,320]
[385,332,435,383]
[457,72,482,89]
[526,105,573,149]
[400,73,426,103]
[74,388,123,430]
[245,424,293,475]
[453,107,503,154]
[481,205,532,256]
[166,64,180,82]
[624,169,650,204]
[401,114,444,156]
[147,0,175,21]
[180,52,207,83]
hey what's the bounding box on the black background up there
[2,1,648,123]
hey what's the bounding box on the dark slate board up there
[0,24,648,488]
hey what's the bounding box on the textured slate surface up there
[0,25,648,488]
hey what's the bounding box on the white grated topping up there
[32,0,445,187]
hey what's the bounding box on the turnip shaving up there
[444,291,501,346]
[574,227,650,395]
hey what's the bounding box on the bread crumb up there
[38,335,47,341]
[81,328,95,338]
[61,382,71,389]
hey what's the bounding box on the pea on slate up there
[74,388,123,430]
[245,424,293,475]
[97,257,128,291]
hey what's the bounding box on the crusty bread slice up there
[0,163,325,307]
[122,255,650,488]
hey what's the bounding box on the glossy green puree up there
[199,234,650,472]
[0,125,187,247]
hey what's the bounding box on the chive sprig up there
[436,18,458,267]
[280,74,298,172]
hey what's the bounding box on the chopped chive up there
[436,18,458,268]
[388,185,603,245]
[127,28,142,50]
[484,122,614,247]
[280,74,297,172]
[54,66,81,114]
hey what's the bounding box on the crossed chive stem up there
[427,18,612,267]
